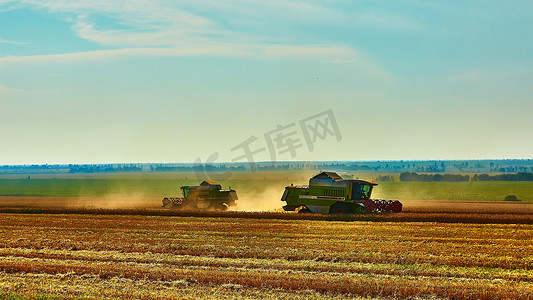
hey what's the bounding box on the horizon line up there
[2,158,532,167]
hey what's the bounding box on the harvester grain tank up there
[162,181,238,210]
[281,172,402,214]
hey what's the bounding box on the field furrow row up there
[1,255,532,300]
[1,247,533,283]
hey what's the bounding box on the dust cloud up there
[0,195,160,210]
[65,194,160,209]
[232,185,286,212]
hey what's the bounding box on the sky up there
[1,0,532,164]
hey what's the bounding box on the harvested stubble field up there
[1,210,533,299]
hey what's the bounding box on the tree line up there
[399,172,469,182]
[472,172,533,181]
[399,172,533,182]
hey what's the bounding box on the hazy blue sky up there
[1,1,532,164]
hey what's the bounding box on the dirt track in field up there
[0,196,160,209]
[1,196,532,213]
[0,196,532,224]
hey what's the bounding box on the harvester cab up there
[351,181,373,200]
[281,172,402,214]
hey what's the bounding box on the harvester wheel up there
[329,202,354,214]
[297,207,313,214]
[352,204,366,214]
[162,198,172,208]
[220,203,230,211]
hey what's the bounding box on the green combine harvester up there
[281,172,402,214]
[162,180,238,211]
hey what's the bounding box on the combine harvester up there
[281,172,402,214]
[162,181,238,211]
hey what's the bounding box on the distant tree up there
[400,172,469,182]
[472,172,533,181]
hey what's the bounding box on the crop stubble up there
[0,213,532,299]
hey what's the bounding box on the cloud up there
[0,1,421,50]
[0,38,28,45]
[0,43,356,65]
[0,0,394,80]
[0,84,22,94]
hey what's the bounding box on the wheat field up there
[1,213,532,299]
